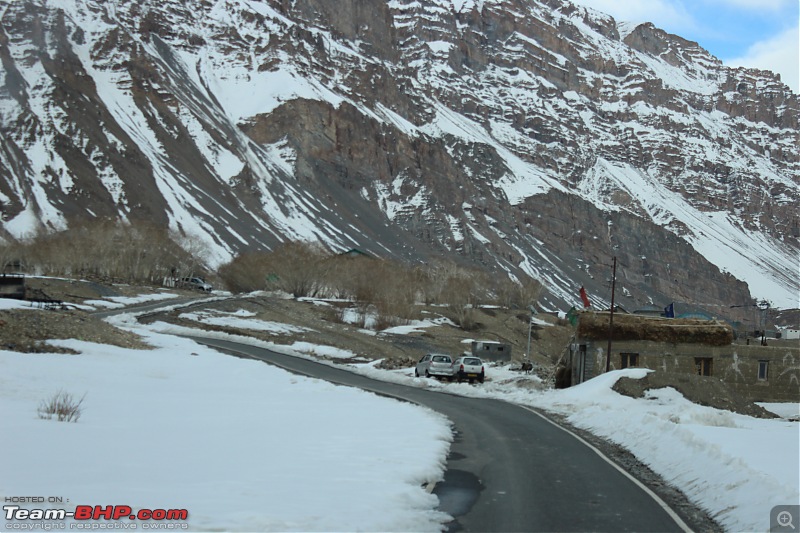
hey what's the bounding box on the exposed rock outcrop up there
[0,0,796,314]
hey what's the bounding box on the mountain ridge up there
[0,0,797,313]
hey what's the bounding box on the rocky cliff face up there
[0,0,797,313]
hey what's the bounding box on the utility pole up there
[605,256,617,373]
[525,305,536,360]
[758,300,770,346]
[730,301,769,343]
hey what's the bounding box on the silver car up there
[181,277,213,292]
[452,356,485,383]
[415,353,454,379]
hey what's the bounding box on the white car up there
[181,277,213,292]
[415,353,454,379]
[452,356,485,383]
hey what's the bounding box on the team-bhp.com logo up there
[4,504,189,530]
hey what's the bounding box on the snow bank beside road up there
[0,328,452,532]
[4,295,797,532]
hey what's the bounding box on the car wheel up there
[425,370,430,378]
[478,373,485,384]
[414,369,419,377]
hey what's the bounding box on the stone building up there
[568,312,800,402]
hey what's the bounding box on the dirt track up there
[137,292,575,371]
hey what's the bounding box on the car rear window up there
[464,358,481,365]
[432,355,451,363]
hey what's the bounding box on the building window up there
[620,353,639,369]
[758,360,769,381]
[695,357,713,376]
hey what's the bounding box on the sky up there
[570,0,800,93]
[1,291,798,532]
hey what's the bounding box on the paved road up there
[189,336,690,533]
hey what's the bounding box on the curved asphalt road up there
[188,336,689,533]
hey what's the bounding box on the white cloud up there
[569,0,697,30]
[706,0,792,11]
[725,24,800,93]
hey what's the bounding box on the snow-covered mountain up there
[0,0,797,312]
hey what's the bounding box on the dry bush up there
[169,230,213,278]
[322,254,369,300]
[218,251,273,293]
[325,254,378,303]
[37,391,86,423]
[493,275,543,309]
[12,220,205,284]
[441,273,481,331]
[375,265,420,322]
[220,242,331,296]
[318,252,443,329]
[322,255,421,329]
[320,304,348,325]
[222,243,510,332]
[418,259,460,304]
[0,240,23,272]
[268,242,330,297]
[419,260,491,303]
[422,260,494,331]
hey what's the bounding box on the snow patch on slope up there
[578,159,798,308]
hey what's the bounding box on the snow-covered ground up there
[0,321,452,531]
[2,293,798,532]
[82,292,181,309]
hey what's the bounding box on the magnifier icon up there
[778,510,796,530]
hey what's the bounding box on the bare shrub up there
[320,304,348,325]
[494,275,543,309]
[421,260,494,330]
[441,272,481,331]
[13,219,206,284]
[0,239,23,272]
[37,391,86,423]
[218,251,273,293]
[167,230,213,279]
[418,259,459,304]
[315,253,426,329]
[250,242,329,297]
[322,254,365,300]
[219,242,331,297]
[373,264,419,324]
[222,243,511,332]
[351,259,418,325]
[373,311,398,331]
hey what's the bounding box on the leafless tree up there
[9,219,208,284]
[494,275,543,309]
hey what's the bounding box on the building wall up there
[575,339,800,403]
[471,341,512,362]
